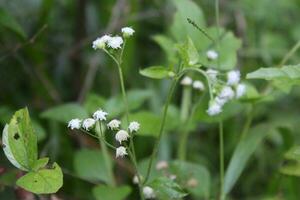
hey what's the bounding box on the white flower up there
[206,69,218,81]
[193,80,205,91]
[92,35,111,49]
[180,76,193,86]
[207,102,222,116]
[93,109,108,121]
[121,27,135,37]
[143,186,156,199]
[206,50,218,60]
[169,174,177,180]
[68,119,81,130]
[155,160,169,170]
[107,119,121,130]
[133,175,139,184]
[128,121,140,133]
[115,130,130,144]
[107,36,123,49]
[227,70,241,86]
[236,84,246,98]
[116,146,128,158]
[219,86,235,100]
[215,96,227,106]
[82,118,96,130]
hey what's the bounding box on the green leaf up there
[152,35,177,65]
[74,149,113,183]
[93,185,131,200]
[32,157,49,171]
[0,8,26,39]
[16,162,63,194]
[284,146,300,161]
[247,65,300,80]
[170,160,210,199]
[224,124,271,194]
[2,108,38,171]
[84,93,106,114]
[280,146,300,177]
[149,177,187,199]
[140,66,174,79]
[41,103,89,123]
[176,38,199,67]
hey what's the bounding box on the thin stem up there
[144,78,178,183]
[81,129,116,150]
[279,40,300,67]
[219,121,225,200]
[96,122,116,186]
[117,64,130,124]
[240,105,255,140]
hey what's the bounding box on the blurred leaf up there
[153,35,177,65]
[138,158,160,182]
[93,185,131,200]
[280,146,300,177]
[84,94,106,114]
[149,177,187,199]
[16,162,63,194]
[2,108,37,171]
[140,66,174,79]
[31,120,46,142]
[74,149,112,184]
[284,146,300,161]
[0,106,14,125]
[239,82,262,103]
[41,103,88,123]
[0,8,26,39]
[170,160,210,198]
[246,65,300,80]
[224,124,270,194]
[176,37,199,67]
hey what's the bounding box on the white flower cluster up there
[67,108,140,159]
[92,27,134,50]
[180,76,205,91]
[206,69,247,116]
[143,186,156,199]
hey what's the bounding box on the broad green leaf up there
[280,146,300,177]
[224,124,270,194]
[176,38,199,67]
[0,8,26,39]
[41,103,88,123]
[170,160,210,199]
[170,0,206,49]
[84,93,106,114]
[152,35,177,65]
[74,149,112,183]
[247,65,300,80]
[105,89,153,117]
[149,177,187,199]
[3,108,38,171]
[140,66,174,79]
[284,146,300,161]
[93,185,131,200]
[16,162,63,194]
[32,157,49,171]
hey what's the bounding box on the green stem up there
[178,86,192,160]
[219,121,225,200]
[95,122,116,186]
[144,79,178,183]
[279,40,300,67]
[81,129,116,150]
[117,64,130,124]
[240,105,254,140]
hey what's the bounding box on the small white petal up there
[82,118,96,130]
[236,84,246,98]
[227,70,241,86]
[207,102,222,116]
[107,36,123,49]
[68,119,82,130]
[116,146,128,158]
[115,130,130,144]
[143,186,156,199]
[93,109,108,121]
[206,50,218,60]
[180,76,193,86]
[121,27,135,37]
[107,119,121,130]
[206,69,218,81]
[219,86,235,100]
[92,35,111,50]
[128,121,140,133]
[192,80,205,91]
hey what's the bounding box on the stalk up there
[95,121,115,186]
[219,121,225,200]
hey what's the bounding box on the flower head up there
[92,35,111,50]
[207,102,222,116]
[206,69,218,81]
[68,119,81,130]
[180,76,193,86]
[206,50,218,60]
[93,109,108,121]
[121,27,135,37]
[215,96,227,106]
[236,83,246,98]
[115,130,130,144]
[219,86,235,100]
[227,70,241,86]
[193,80,205,91]
[82,118,96,130]
[128,121,140,133]
[107,36,123,49]
[107,119,121,130]
[116,146,128,158]
[143,186,156,199]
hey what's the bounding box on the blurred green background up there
[0,0,300,199]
